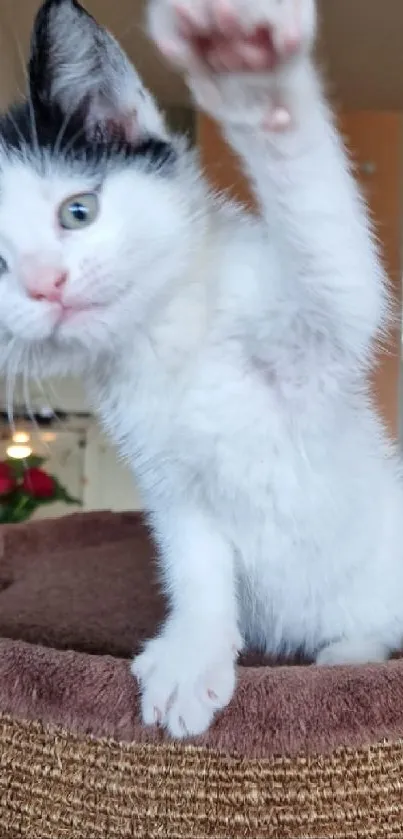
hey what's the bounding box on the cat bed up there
[0,512,402,838]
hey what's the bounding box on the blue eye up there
[59,192,99,230]
[0,256,8,276]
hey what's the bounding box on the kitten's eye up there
[58,193,99,230]
[0,256,8,276]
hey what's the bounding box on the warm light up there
[12,431,30,444]
[7,444,33,459]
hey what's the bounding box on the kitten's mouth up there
[54,302,103,326]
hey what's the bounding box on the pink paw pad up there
[264,106,292,131]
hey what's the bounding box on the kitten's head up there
[0,0,199,378]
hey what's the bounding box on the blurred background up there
[0,0,401,520]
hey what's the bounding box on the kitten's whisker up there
[3,5,40,158]
[30,348,70,438]
[38,384,65,431]
[61,125,86,159]
[22,351,49,454]
[5,370,15,438]
[5,340,21,438]
[30,347,51,409]
[119,18,142,44]
[54,106,76,159]
[6,109,25,148]
[27,94,40,159]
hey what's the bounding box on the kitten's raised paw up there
[148,0,317,75]
[132,625,240,738]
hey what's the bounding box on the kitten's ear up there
[29,0,168,142]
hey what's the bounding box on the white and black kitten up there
[0,0,401,739]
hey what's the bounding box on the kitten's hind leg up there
[316,639,390,667]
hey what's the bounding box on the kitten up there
[0,0,401,739]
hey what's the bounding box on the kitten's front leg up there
[132,506,241,738]
[149,0,385,373]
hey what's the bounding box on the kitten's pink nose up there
[21,261,68,303]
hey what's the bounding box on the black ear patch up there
[0,0,175,171]
[29,0,94,115]
[26,0,167,147]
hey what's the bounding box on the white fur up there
[1,0,402,738]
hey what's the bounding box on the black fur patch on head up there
[0,0,177,176]
[0,101,177,176]
[28,0,95,117]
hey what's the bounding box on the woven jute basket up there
[0,704,403,839]
[1,708,403,839]
[0,512,402,839]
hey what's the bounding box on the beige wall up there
[0,18,21,108]
[2,0,403,110]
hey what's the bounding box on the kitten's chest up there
[90,348,333,513]
[90,365,173,457]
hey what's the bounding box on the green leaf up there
[52,477,81,506]
[6,460,25,480]
[7,455,46,480]
[26,455,46,469]
[0,502,11,522]
[0,493,39,523]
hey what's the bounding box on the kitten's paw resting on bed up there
[133,621,241,738]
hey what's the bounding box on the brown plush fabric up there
[0,511,164,658]
[0,511,402,763]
